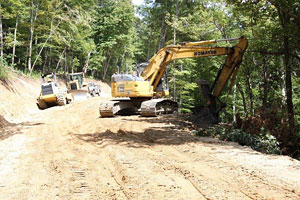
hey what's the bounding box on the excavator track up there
[99,100,121,117]
[140,99,178,117]
[99,99,140,117]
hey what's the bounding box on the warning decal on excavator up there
[194,50,217,56]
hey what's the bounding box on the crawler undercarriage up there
[99,98,178,117]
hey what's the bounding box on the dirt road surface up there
[1,97,300,199]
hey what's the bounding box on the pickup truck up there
[88,82,101,97]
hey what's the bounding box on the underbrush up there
[194,107,300,159]
[0,58,9,80]
[195,125,281,154]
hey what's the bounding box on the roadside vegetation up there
[0,58,8,80]
[0,0,299,158]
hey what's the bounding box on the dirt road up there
[1,97,300,200]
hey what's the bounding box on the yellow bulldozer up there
[36,73,73,109]
[66,72,90,101]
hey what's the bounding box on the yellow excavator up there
[99,36,248,120]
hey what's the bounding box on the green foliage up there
[196,125,280,154]
[0,58,9,80]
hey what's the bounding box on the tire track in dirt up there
[82,108,300,199]
[185,141,300,199]
[169,142,300,199]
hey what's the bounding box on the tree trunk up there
[120,45,126,70]
[0,13,3,59]
[173,1,179,46]
[179,64,183,109]
[28,0,34,72]
[71,51,74,73]
[245,75,253,115]
[47,48,52,72]
[28,0,38,72]
[173,73,176,102]
[56,47,66,72]
[278,8,295,134]
[64,48,68,73]
[30,17,54,75]
[102,52,112,80]
[283,36,295,133]
[237,83,248,116]
[42,51,48,73]
[147,24,153,60]
[114,57,119,73]
[280,57,286,106]
[261,57,269,109]
[233,84,237,123]
[157,16,167,50]
[11,16,19,67]
[83,51,91,75]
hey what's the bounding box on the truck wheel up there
[57,93,67,106]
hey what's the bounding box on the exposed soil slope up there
[0,75,300,199]
[0,74,40,122]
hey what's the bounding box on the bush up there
[195,125,280,155]
[0,58,9,80]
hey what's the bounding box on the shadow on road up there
[0,115,43,141]
[72,114,263,155]
[73,126,257,156]
[74,126,201,148]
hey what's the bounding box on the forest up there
[0,0,299,157]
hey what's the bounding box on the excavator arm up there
[142,36,248,99]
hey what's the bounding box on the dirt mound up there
[0,115,11,128]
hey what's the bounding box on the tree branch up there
[249,50,284,55]
[267,0,300,21]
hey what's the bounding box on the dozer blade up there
[68,90,90,101]
[141,99,178,117]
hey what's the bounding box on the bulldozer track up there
[57,93,66,106]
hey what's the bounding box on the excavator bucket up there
[189,80,223,127]
[190,106,219,127]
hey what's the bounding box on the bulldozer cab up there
[67,72,84,90]
[40,73,59,96]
